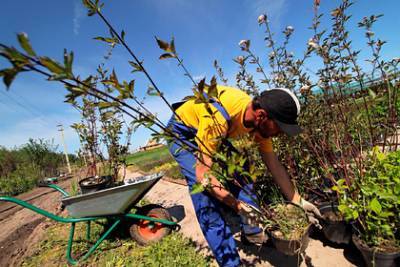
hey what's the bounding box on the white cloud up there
[73,0,86,35]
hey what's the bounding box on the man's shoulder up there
[217,85,249,96]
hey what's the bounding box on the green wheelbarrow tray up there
[0,172,179,265]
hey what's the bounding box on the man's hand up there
[299,198,323,229]
[237,201,264,227]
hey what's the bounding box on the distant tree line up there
[0,138,78,195]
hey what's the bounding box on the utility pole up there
[58,124,72,174]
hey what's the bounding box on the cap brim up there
[275,120,303,136]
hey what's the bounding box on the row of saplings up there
[255,148,399,267]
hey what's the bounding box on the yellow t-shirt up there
[175,85,273,154]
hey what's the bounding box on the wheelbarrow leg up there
[66,219,121,265]
[86,221,91,241]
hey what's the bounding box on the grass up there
[271,204,309,240]
[126,146,172,170]
[21,220,211,267]
[126,146,183,180]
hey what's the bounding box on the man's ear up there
[255,109,267,120]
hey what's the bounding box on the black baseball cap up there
[257,88,302,136]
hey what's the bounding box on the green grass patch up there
[126,146,184,180]
[126,146,173,171]
[22,220,211,267]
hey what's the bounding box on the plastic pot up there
[352,235,400,267]
[270,225,311,256]
[79,175,112,194]
[319,202,351,244]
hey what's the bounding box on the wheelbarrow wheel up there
[130,204,172,246]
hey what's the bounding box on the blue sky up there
[0,0,399,154]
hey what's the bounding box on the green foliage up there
[270,203,309,240]
[151,161,184,180]
[334,148,400,250]
[232,0,400,204]
[0,139,74,196]
[21,221,210,267]
[126,146,171,168]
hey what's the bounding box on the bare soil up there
[0,178,73,267]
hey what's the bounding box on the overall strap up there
[202,92,231,129]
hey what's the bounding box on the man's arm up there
[261,150,323,227]
[196,154,240,212]
[260,150,301,204]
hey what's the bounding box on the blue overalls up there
[167,97,262,267]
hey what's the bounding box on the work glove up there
[237,201,264,227]
[299,198,323,229]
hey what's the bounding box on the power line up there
[0,90,59,127]
[8,89,49,118]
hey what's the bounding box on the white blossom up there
[234,56,245,65]
[308,38,319,49]
[238,39,250,51]
[258,14,267,25]
[286,26,294,32]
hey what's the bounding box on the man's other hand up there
[237,201,263,227]
[299,198,323,229]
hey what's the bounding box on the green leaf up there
[181,95,196,102]
[17,32,36,56]
[40,56,65,74]
[352,210,359,219]
[190,183,205,195]
[159,53,175,60]
[93,36,118,45]
[98,101,115,109]
[1,68,18,89]
[208,76,217,98]
[155,37,171,52]
[63,49,74,77]
[128,61,144,73]
[169,38,176,54]
[368,89,376,99]
[67,85,86,94]
[82,0,103,16]
[197,78,206,93]
[337,204,348,213]
[121,30,125,41]
[369,198,382,214]
[147,85,159,96]
[128,80,135,96]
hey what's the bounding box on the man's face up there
[253,110,283,138]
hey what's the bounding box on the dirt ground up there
[0,178,73,267]
[0,170,364,267]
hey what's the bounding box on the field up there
[126,146,184,180]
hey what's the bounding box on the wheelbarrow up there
[0,172,179,265]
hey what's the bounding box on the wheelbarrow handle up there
[0,196,96,223]
[47,184,70,197]
[37,180,70,197]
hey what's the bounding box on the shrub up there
[334,148,400,251]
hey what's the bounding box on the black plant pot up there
[78,175,112,194]
[352,235,400,267]
[319,202,351,244]
[270,225,311,256]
